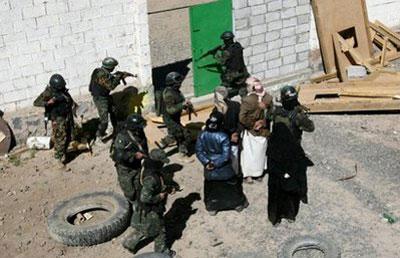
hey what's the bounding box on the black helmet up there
[280,85,298,102]
[49,74,66,91]
[206,111,224,132]
[165,72,183,87]
[125,113,146,130]
[221,31,235,40]
[102,57,118,70]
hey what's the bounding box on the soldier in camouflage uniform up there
[89,57,124,139]
[123,149,176,257]
[33,74,74,168]
[112,114,148,206]
[160,72,192,159]
[267,86,315,225]
[215,31,249,98]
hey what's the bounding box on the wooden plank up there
[311,0,373,75]
[310,72,338,83]
[380,36,388,66]
[298,81,400,112]
[370,22,400,47]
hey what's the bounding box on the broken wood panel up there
[370,22,400,48]
[310,72,338,83]
[311,0,373,75]
[298,81,400,112]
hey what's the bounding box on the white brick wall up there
[310,0,400,49]
[0,0,151,112]
[233,0,311,81]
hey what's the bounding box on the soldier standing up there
[123,149,176,257]
[160,72,192,161]
[89,57,123,140]
[112,114,148,206]
[33,74,74,168]
[267,86,315,225]
[215,31,249,98]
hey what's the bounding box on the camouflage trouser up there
[115,164,141,204]
[162,113,191,153]
[52,117,72,161]
[221,70,249,98]
[93,95,117,136]
[124,210,168,254]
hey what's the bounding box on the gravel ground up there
[1,110,400,258]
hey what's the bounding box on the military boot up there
[122,232,146,254]
[159,135,176,149]
[177,145,194,163]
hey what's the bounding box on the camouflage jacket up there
[162,87,185,116]
[138,160,167,214]
[89,68,121,97]
[33,86,74,121]
[112,129,148,168]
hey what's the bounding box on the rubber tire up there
[47,191,131,246]
[278,235,341,258]
[135,253,171,258]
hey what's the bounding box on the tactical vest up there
[137,165,165,214]
[49,91,73,120]
[224,42,246,72]
[89,68,111,97]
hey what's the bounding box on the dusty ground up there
[1,108,400,258]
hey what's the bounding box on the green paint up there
[190,0,233,97]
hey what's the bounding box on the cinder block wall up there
[310,0,400,49]
[233,0,311,83]
[0,0,151,112]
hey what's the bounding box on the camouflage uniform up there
[216,42,249,98]
[123,150,174,256]
[34,86,73,161]
[162,87,191,154]
[112,126,148,204]
[89,67,121,137]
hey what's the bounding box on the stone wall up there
[233,0,312,84]
[0,0,152,113]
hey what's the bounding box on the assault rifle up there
[185,100,197,121]
[196,45,222,61]
[113,71,138,85]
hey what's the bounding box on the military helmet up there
[102,57,118,70]
[149,149,170,164]
[125,113,146,130]
[49,74,66,91]
[280,85,298,102]
[165,71,184,87]
[220,31,235,40]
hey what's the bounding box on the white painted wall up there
[0,0,151,112]
[310,0,400,49]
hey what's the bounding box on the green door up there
[190,0,233,97]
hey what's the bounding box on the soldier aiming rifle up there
[89,57,137,140]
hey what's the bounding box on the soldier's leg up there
[122,230,146,254]
[160,114,177,147]
[108,97,118,133]
[93,96,109,137]
[115,165,138,203]
[53,118,68,162]
[154,215,175,255]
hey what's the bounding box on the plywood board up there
[299,81,400,113]
[311,0,373,75]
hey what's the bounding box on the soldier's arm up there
[97,70,121,91]
[163,91,184,115]
[140,177,162,204]
[33,87,53,107]
[113,135,138,163]
[295,109,315,132]
[215,49,230,65]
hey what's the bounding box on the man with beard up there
[267,85,314,225]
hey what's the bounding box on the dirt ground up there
[1,107,400,258]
